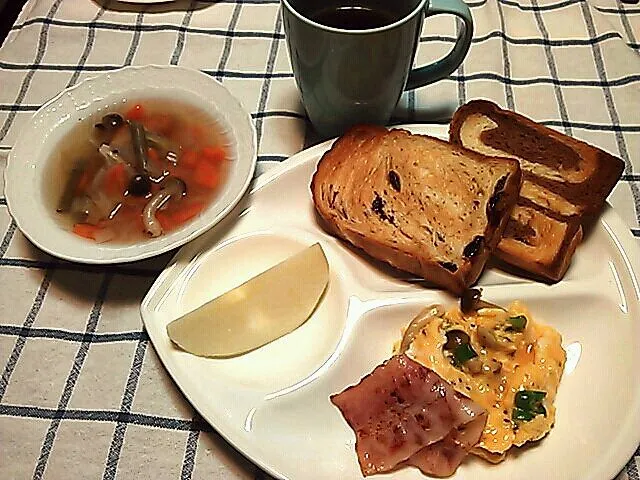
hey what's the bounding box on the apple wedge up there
[166,243,329,357]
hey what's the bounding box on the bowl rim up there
[3,64,257,264]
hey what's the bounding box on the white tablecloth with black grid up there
[0,0,638,479]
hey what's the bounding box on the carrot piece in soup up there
[157,202,204,232]
[156,211,175,232]
[156,210,183,232]
[73,223,102,240]
[194,161,220,189]
[104,163,129,197]
[180,150,198,169]
[170,202,204,225]
[201,146,226,164]
[125,104,145,121]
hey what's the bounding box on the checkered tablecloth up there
[0,0,638,479]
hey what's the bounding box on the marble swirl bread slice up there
[310,125,522,295]
[449,100,625,281]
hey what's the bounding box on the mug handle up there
[405,0,473,90]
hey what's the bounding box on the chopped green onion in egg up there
[512,389,547,422]
[507,315,528,331]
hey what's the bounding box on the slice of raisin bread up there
[450,100,625,281]
[311,125,522,295]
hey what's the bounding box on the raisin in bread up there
[310,125,522,295]
[450,100,625,281]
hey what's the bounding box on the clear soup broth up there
[44,99,231,244]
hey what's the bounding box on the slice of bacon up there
[330,354,487,477]
[406,419,485,477]
[406,386,489,476]
[405,433,468,477]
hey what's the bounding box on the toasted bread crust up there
[311,125,522,295]
[450,100,624,281]
[498,207,584,280]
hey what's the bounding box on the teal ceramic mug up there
[281,0,473,138]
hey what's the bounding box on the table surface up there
[0,1,638,479]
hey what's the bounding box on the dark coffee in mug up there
[311,6,400,30]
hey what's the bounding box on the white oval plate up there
[4,65,256,264]
[141,124,640,480]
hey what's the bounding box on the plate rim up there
[141,123,640,480]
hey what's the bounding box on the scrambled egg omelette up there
[399,301,565,462]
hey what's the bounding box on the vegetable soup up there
[45,99,231,244]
